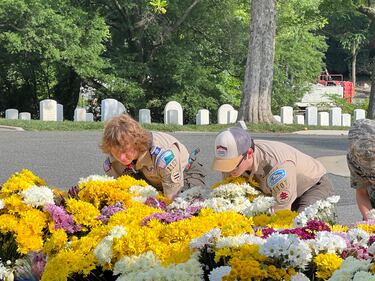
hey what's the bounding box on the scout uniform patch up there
[267,169,286,188]
[157,150,175,169]
[271,179,291,204]
[150,146,162,157]
[103,157,112,172]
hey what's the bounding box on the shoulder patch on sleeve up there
[276,190,291,204]
[150,146,162,157]
[171,170,181,183]
[103,157,112,172]
[267,169,286,188]
[157,150,175,169]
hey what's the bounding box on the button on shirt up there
[239,140,326,211]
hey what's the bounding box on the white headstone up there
[342,113,351,127]
[280,106,294,124]
[117,102,126,115]
[196,109,209,125]
[139,109,151,124]
[74,108,87,122]
[294,115,304,125]
[329,107,342,126]
[305,106,318,126]
[101,98,119,121]
[318,112,329,126]
[353,109,366,121]
[40,99,57,121]
[5,109,18,120]
[227,110,238,124]
[273,115,281,122]
[164,101,183,125]
[19,112,31,120]
[217,104,234,124]
[237,120,247,130]
[86,112,94,122]
[167,109,179,125]
[57,104,64,121]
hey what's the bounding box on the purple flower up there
[144,197,167,211]
[142,211,192,226]
[44,204,82,233]
[261,227,276,238]
[305,220,330,232]
[31,252,46,280]
[342,245,369,260]
[280,227,315,240]
[97,202,125,224]
[369,235,375,245]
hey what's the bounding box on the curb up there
[0,125,24,131]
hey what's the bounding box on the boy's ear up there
[247,148,253,157]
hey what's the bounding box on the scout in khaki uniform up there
[212,127,334,212]
[347,119,375,220]
[101,114,206,200]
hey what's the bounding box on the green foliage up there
[319,94,369,113]
[272,0,328,114]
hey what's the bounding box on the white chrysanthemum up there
[352,271,375,281]
[348,228,370,248]
[367,209,375,220]
[212,183,253,199]
[208,266,231,281]
[0,261,9,280]
[0,199,4,210]
[294,195,339,227]
[204,197,250,213]
[78,174,114,185]
[190,228,221,250]
[242,196,275,217]
[168,197,206,212]
[115,254,203,281]
[260,233,312,269]
[368,242,375,255]
[113,251,161,275]
[21,185,54,207]
[309,231,347,255]
[328,256,372,281]
[216,234,265,249]
[291,272,310,281]
[129,185,159,198]
[94,226,127,265]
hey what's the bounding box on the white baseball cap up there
[212,127,253,172]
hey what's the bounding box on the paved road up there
[0,130,360,224]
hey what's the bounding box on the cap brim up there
[212,154,243,172]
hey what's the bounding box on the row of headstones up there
[275,106,366,126]
[3,99,366,126]
[3,99,238,125]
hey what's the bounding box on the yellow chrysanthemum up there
[330,224,349,233]
[4,194,34,214]
[371,263,375,274]
[211,176,259,189]
[2,169,45,194]
[0,214,19,233]
[314,253,343,280]
[66,199,101,228]
[44,229,68,256]
[357,223,375,234]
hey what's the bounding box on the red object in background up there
[318,73,354,103]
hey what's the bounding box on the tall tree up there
[238,0,276,123]
[358,4,375,118]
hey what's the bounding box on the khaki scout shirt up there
[237,140,326,211]
[105,132,189,199]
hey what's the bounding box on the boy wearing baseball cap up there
[212,127,334,212]
[347,119,375,220]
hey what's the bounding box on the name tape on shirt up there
[267,169,286,188]
[157,150,175,169]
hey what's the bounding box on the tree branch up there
[358,5,375,19]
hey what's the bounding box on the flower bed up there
[0,170,375,281]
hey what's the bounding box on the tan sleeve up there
[156,145,185,199]
[103,156,125,179]
[266,161,297,211]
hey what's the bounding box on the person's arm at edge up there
[356,187,372,220]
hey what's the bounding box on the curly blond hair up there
[100,114,152,154]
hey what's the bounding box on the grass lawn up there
[0,118,350,132]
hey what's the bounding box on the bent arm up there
[356,187,372,220]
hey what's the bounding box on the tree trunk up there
[238,0,277,124]
[352,48,357,90]
[368,58,375,119]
